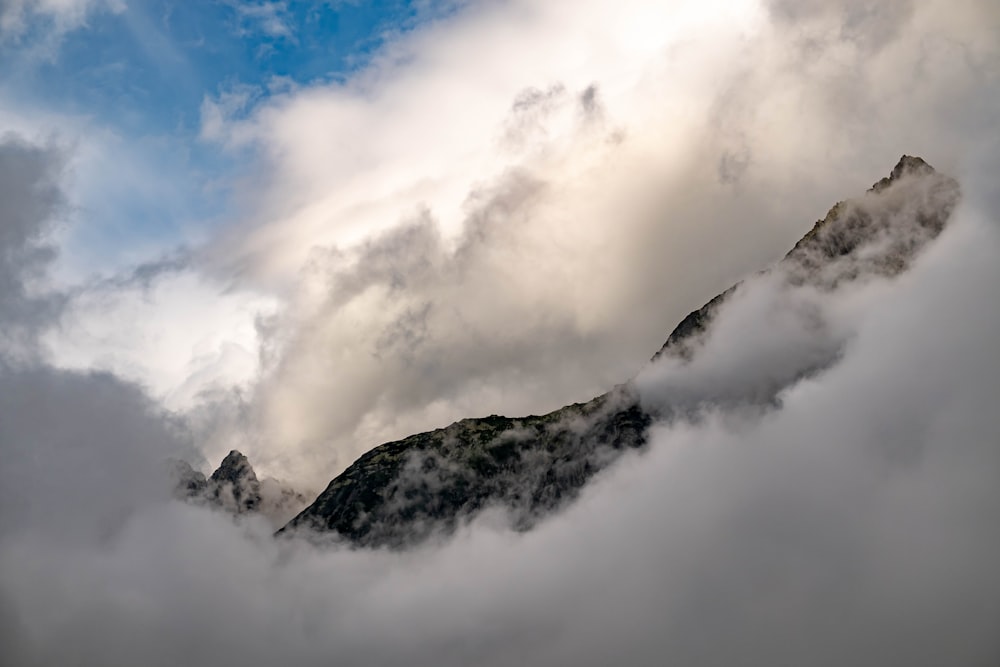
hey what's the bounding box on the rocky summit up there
[209,449,261,514]
[172,450,310,527]
[276,155,960,549]
[652,155,959,362]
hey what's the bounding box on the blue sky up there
[0,0,458,276]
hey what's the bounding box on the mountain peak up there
[205,450,261,514]
[172,451,310,525]
[870,154,935,193]
[651,156,959,363]
[210,450,258,486]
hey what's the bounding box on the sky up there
[1,0,999,665]
[1,0,461,272]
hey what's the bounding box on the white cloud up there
[0,0,123,49]
[225,1,294,40]
[43,269,276,409]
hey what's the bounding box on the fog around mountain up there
[3,157,998,666]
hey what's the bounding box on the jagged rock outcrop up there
[209,449,261,514]
[169,459,209,497]
[172,450,310,527]
[652,155,960,361]
[281,155,960,549]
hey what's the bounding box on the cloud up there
[0,0,123,50]
[0,132,271,412]
[764,0,918,51]
[0,131,270,420]
[42,265,274,410]
[0,132,193,544]
[0,133,67,361]
[224,1,294,40]
[0,366,190,539]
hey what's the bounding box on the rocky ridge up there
[180,156,961,549]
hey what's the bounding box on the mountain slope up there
[281,156,960,548]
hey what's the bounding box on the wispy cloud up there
[0,0,124,55]
[224,1,295,40]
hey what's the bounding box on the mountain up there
[171,450,310,527]
[280,387,650,546]
[273,156,959,548]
